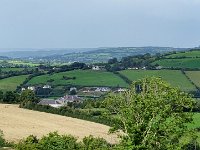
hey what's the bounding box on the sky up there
[0,0,200,49]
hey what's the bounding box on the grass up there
[185,71,200,88]
[0,75,29,92]
[152,58,200,69]
[8,60,39,67]
[119,70,196,92]
[166,50,200,58]
[28,70,128,87]
[0,68,24,72]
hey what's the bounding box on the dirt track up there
[0,104,118,143]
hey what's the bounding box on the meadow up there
[119,70,196,92]
[152,58,200,69]
[0,67,24,72]
[165,50,200,58]
[0,75,28,92]
[185,71,200,88]
[28,70,128,87]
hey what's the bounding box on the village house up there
[38,95,83,108]
[27,86,35,91]
[43,85,51,89]
[95,87,111,92]
[92,65,105,71]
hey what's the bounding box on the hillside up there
[0,75,28,92]
[119,70,196,92]
[0,104,118,144]
[27,70,128,87]
[152,50,200,69]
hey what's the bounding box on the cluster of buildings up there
[22,85,51,91]
[38,95,83,108]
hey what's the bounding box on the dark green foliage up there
[82,135,112,150]
[15,132,112,150]
[0,130,6,148]
[19,90,38,103]
[2,91,19,103]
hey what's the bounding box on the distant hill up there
[36,47,188,63]
[0,47,189,63]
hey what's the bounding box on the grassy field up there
[185,71,200,88]
[152,58,200,69]
[0,67,24,72]
[165,50,200,58]
[119,70,196,92]
[8,60,39,67]
[0,75,29,92]
[28,70,128,87]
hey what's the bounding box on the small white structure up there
[70,87,77,92]
[92,66,100,70]
[155,66,163,70]
[128,67,138,70]
[43,85,51,89]
[117,88,127,92]
[21,88,26,91]
[95,87,111,92]
[28,86,35,91]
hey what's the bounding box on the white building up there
[43,85,51,89]
[28,86,35,91]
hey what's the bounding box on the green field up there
[0,67,24,72]
[28,70,128,87]
[0,75,29,92]
[166,50,200,58]
[185,71,200,88]
[8,60,39,67]
[152,58,200,69]
[119,70,196,92]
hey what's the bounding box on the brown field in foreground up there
[0,104,118,144]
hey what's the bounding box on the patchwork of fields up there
[28,70,128,87]
[119,70,197,92]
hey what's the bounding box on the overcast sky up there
[0,0,200,49]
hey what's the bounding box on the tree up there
[104,77,196,150]
[3,91,19,103]
[19,90,38,103]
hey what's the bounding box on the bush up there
[15,132,112,150]
[0,130,6,148]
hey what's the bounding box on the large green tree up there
[104,77,196,150]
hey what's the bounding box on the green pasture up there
[119,70,196,92]
[0,75,29,92]
[152,58,200,69]
[185,71,200,88]
[28,70,128,87]
[0,68,24,72]
[166,50,200,58]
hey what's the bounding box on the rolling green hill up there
[165,50,200,58]
[0,75,29,92]
[152,58,200,69]
[28,70,128,87]
[119,70,196,92]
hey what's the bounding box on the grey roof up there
[38,99,57,105]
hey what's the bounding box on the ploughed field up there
[28,70,128,87]
[119,70,197,92]
[0,104,118,144]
